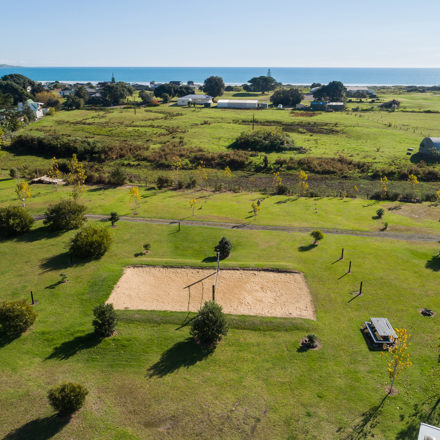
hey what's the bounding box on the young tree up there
[310,230,324,245]
[203,76,225,99]
[109,212,119,227]
[251,202,260,217]
[273,171,282,190]
[197,160,208,188]
[382,328,412,395]
[128,186,140,214]
[215,237,232,259]
[48,383,88,416]
[190,301,228,347]
[15,181,31,207]
[47,156,62,190]
[376,208,385,219]
[190,198,198,216]
[93,304,117,337]
[408,174,419,192]
[68,154,87,200]
[223,166,232,178]
[380,176,388,198]
[298,170,309,196]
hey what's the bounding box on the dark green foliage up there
[161,93,170,103]
[157,175,172,189]
[9,168,17,178]
[108,166,127,185]
[48,383,88,416]
[63,95,84,110]
[231,128,295,153]
[271,88,304,107]
[74,86,89,102]
[143,243,151,252]
[43,200,87,231]
[0,299,37,336]
[275,184,290,195]
[153,83,178,98]
[70,225,112,259]
[22,105,36,123]
[176,85,195,97]
[0,80,32,104]
[0,206,34,236]
[139,90,157,106]
[109,212,119,226]
[313,81,346,102]
[92,304,117,337]
[244,75,278,93]
[101,82,134,106]
[10,134,105,161]
[311,230,324,244]
[1,73,43,95]
[190,301,228,347]
[203,76,225,98]
[214,237,232,260]
[376,208,385,219]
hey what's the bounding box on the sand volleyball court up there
[107,266,315,319]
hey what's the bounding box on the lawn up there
[0,216,439,439]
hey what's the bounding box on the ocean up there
[1,66,440,86]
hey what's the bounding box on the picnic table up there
[364,317,397,345]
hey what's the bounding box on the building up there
[418,422,440,439]
[17,99,45,119]
[310,101,327,111]
[327,102,346,111]
[217,99,259,109]
[170,81,183,86]
[177,94,213,106]
[419,137,440,157]
[346,86,377,98]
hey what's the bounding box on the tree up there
[109,212,119,227]
[380,176,388,198]
[93,304,117,337]
[153,83,178,98]
[245,76,278,94]
[313,81,346,102]
[22,105,36,123]
[161,93,170,103]
[109,166,127,185]
[298,170,309,196]
[189,198,198,216]
[251,202,260,217]
[44,200,87,231]
[63,94,84,110]
[270,88,304,107]
[0,90,14,108]
[68,154,87,200]
[35,91,61,108]
[0,206,34,236]
[15,181,31,207]
[176,85,195,97]
[215,237,232,259]
[48,383,88,416]
[128,186,140,214]
[376,208,385,219]
[1,73,43,95]
[101,82,134,106]
[310,230,324,245]
[190,301,228,347]
[0,80,32,104]
[382,328,412,394]
[0,299,37,336]
[70,225,112,259]
[408,173,418,192]
[203,76,225,99]
[232,128,295,153]
[47,156,62,189]
[139,90,158,106]
[74,86,89,102]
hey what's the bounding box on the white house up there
[419,137,440,157]
[17,99,45,119]
[217,99,259,109]
[177,94,213,106]
[418,422,440,439]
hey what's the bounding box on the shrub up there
[70,225,112,259]
[0,299,37,336]
[43,200,87,231]
[109,212,119,226]
[92,303,117,337]
[376,208,385,219]
[275,184,290,195]
[0,206,34,236]
[48,383,88,416]
[310,230,324,245]
[156,175,172,189]
[186,177,197,189]
[190,301,228,347]
[143,243,151,253]
[9,168,17,178]
[214,237,232,260]
[108,166,127,186]
[231,128,294,153]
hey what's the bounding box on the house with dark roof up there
[419,137,440,157]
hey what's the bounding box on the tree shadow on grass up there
[426,255,440,271]
[14,226,65,243]
[298,244,316,252]
[40,252,88,273]
[46,332,102,360]
[0,332,20,349]
[202,256,217,263]
[338,394,389,439]
[146,338,213,378]
[3,414,70,440]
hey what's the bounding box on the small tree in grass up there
[215,237,232,260]
[376,208,385,219]
[93,304,117,337]
[109,212,119,227]
[48,383,88,416]
[190,301,228,347]
[128,186,140,215]
[251,202,260,217]
[70,225,112,259]
[0,299,37,336]
[310,230,324,245]
[15,181,31,207]
[44,200,87,231]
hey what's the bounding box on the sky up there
[1,0,440,68]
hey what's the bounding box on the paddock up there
[106,266,315,319]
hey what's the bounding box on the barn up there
[419,137,440,157]
[217,99,259,109]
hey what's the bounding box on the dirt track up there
[107,266,315,319]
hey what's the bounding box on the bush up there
[109,212,119,226]
[275,184,289,195]
[108,166,127,185]
[143,243,151,253]
[214,237,232,260]
[231,128,294,153]
[156,175,172,189]
[9,168,17,178]
[190,301,228,347]
[186,177,197,189]
[0,206,34,236]
[311,230,324,244]
[376,208,385,219]
[48,383,88,416]
[43,200,87,231]
[70,225,112,259]
[0,299,37,336]
[92,303,117,337]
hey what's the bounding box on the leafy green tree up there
[0,81,32,104]
[70,225,112,258]
[270,88,304,107]
[48,383,88,416]
[190,301,228,347]
[176,85,195,97]
[0,299,37,336]
[153,83,178,98]
[311,230,324,245]
[0,206,34,236]
[109,212,119,226]
[203,76,225,99]
[109,166,127,185]
[215,237,232,259]
[43,200,87,231]
[0,90,13,107]
[313,81,346,102]
[101,82,134,106]
[161,93,170,103]
[63,94,84,110]
[22,105,36,123]
[93,304,117,337]
[245,75,278,94]
[1,73,43,94]
[74,86,89,102]
[139,90,157,106]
